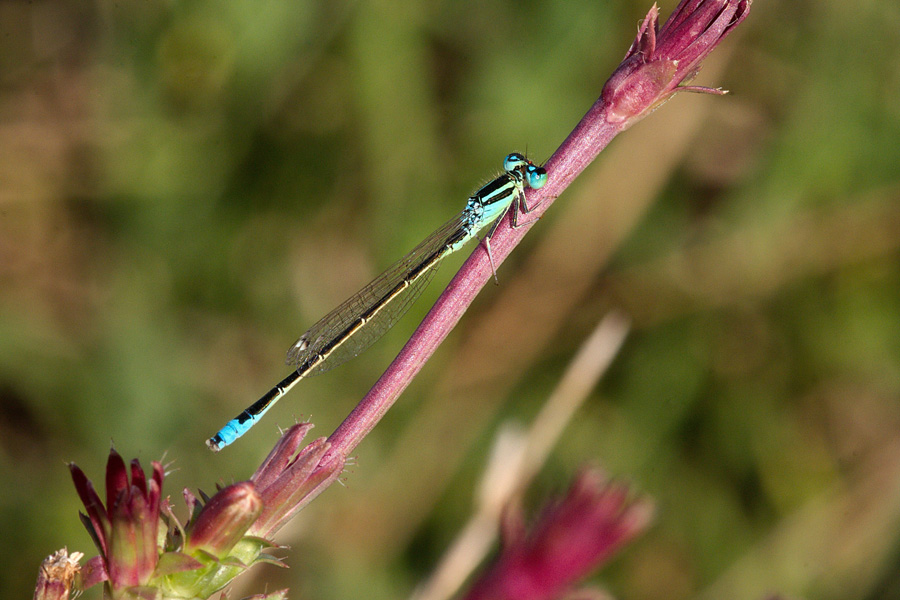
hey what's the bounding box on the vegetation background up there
[2,0,899,598]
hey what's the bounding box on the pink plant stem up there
[323,0,752,464]
[324,101,622,462]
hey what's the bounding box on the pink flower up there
[531,0,751,218]
[70,450,164,590]
[69,449,273,599]
[462,469,653,600]
[248,423,346,538]
[602,0,751,127]
[65,433,346,598]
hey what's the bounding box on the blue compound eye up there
[525,164,548,189]
[504,152,527,173]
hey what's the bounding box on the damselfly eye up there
[503,153,527,173]
[525,164,548,190]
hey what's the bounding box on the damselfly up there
[207,153,548,451]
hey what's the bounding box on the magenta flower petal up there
[70,450,164,590]
[252,422,317,492]
[462,469,653,600]
[248,424,346,538]
[69,463,110,557]
[104,450,128,515]
[129,459,147,496]
[80,555,109,590]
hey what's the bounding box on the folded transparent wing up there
[285,213,471,376]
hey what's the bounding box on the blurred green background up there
[3,0,900,598]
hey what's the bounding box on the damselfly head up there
[503,153,528,173]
